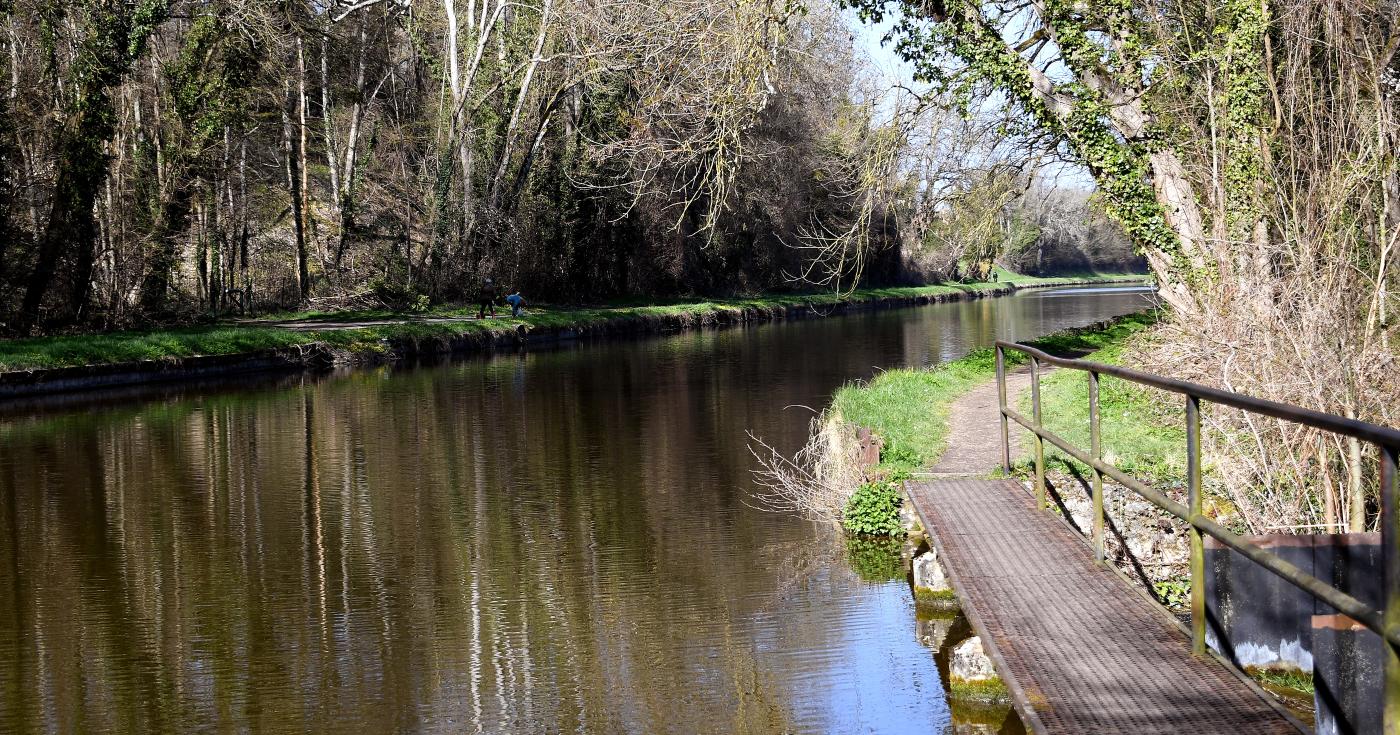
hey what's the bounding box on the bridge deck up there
[907,478,1301,734]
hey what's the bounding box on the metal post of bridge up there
[1382,443,1400,733]
[1089,371,1104,562]
[1030,356,1046,510]
[996,345,1010,473]
[1186,394,1206,657]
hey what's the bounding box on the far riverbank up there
[0,271,1148,398]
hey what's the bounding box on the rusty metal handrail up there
[994,340,1400,729]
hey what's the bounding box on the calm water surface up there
[0,286,1154,734]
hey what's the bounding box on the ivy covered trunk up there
[844,0,1400,532]
[138,180,194,313]
[14,0,169,333]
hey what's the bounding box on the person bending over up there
[504,291,525,317]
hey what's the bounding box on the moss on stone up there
[948,698,1015,728]
[949,676,1011,704]
[914,586,958,604]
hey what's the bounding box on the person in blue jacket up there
[504,291,525,317]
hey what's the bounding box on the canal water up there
[0,286,1154,734]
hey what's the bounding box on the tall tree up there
[139,9,259,312]
[843,0,1400,531]
[16,0,170,332]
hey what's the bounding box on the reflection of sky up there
[1032,286,1160,297]
[820,583,952,732]
[843,7,1096,190]
[752,568,951,733]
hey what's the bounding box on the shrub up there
[843,478,904,536]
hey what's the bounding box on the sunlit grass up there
[829,312,1163,475]
[1016,321,1185,487]
[831,352,1004,475]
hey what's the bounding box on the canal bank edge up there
[0,276,1149,399]
[820,312,1163,715]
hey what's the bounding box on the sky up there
[841,8,1097,192]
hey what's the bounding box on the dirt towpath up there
[926,368,1033,476]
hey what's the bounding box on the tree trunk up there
[1346,428,1365,532]
[486,0,552,210]
[284,79,310,301]
[334,14,374,268]
[321,29,340,222]
[196,202,209,308]
[137,186,192,313]
[297,37,314,259]
[238,137,250,309]
[18,128,105,332]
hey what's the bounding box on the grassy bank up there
[830,311,1163,478]
[1016,323,1184,486]
[0,271,1146,373]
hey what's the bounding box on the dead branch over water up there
[746,420,863,525]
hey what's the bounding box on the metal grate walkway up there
[907,478,1302,734]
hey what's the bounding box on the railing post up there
[997,345,1010,473]
[1187,394,1206,657]
[1383,444,1400,733]
[1031,356,1045,510]
[1089,371,1104,562]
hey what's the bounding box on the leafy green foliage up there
[1218,0,1268,239]
[842,478,905,536]
[1152,576,1191,609]
[165,13,257,149]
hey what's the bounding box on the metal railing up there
[994,340,1400,730]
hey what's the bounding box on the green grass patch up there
[830,311,1163,477]
[0,321,497,372]
[1014,314,1184,487]
[0,273,1146,372]
[831,350,1006,476]
[989,266,1147,286]
[1246,667,1315,695]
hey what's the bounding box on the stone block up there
[913,548,957,608]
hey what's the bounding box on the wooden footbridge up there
[903,341,1400,734]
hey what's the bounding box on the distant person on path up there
[478,277,497,319]
[505,291,525,317]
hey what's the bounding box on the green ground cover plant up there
[842,478,907,536]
